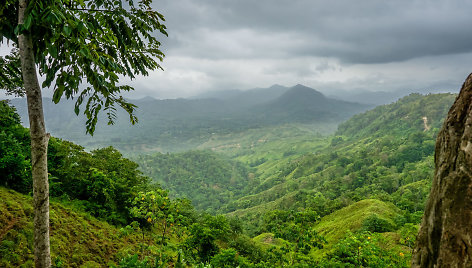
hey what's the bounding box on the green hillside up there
[337,93,455,139]
[134,150,254,213]
[132,93,455,232]
[0,187,144,267]
[224,93,455,224]
[0,93,458,267]
[312,199,413,267]
[314,199,400,243]
[130,93,455,265]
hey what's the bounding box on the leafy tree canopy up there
[1,0,167,133]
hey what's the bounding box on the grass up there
[0,187,155,267]
[314,199,401,243]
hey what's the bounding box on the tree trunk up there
[18,0,51,267]
[412,73,472,267]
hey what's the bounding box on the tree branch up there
[70,8,117,13]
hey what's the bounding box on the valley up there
[9,84,369,153]
[1,90,457,267]
[2,0,469,266]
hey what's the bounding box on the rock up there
[412,73,472,267]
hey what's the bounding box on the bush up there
[210,248,252,268]
[361,214,394,233]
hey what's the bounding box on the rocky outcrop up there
[412,73,472,267]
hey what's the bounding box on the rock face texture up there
[412,73,472,267]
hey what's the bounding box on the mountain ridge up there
[9,84,369,153]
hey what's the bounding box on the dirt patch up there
[422,116,431,131]
[263,235,274,244]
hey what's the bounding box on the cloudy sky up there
[3,0,472,99]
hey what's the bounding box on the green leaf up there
[13,24,23,36]
[78,48,88,58]
[52,86,64,103]
[49,45,58,58]
[77,21,85,32]
[63,25,72,36]
[24,14,33,30]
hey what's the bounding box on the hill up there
[314,199,400,243]
[133,93,455,231]
[192,84,289,107]
[0,187,144,267]
[9,84,369,153]
[336,93,454,139]
[251,84,368,124]
[219,93,455,231]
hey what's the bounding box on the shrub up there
[361,214,394,233]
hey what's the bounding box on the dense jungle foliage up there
[135,151,254,213]
[0,93,457,267]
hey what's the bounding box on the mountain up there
[9,84,369,153]
[133,93,455,222]
[191,89,244,100]
[192,84,289,106]
[219,93,456,226]
[222,85,290,108]
[253,84,368,123]
[336,93,453,139]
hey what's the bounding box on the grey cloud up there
[156,0,472,63]
[314,62,338,73]
[3,0,470,101]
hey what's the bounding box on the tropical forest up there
[1,0,472,267]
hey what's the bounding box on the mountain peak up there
[283,84,325,99]
[265,84,327,112]
[137,96,156,102]
[291,84,319,91]
[269,84,286,89]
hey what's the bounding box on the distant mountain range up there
[191,84,289,106]
[9,84,371,152]
[195,84,457,106]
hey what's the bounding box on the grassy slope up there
[245,199,401,248]
[0,187,145,267]
[249,199,411,264]
[314,199,400,242]
[225,93,455,217]
[312,199,410,261]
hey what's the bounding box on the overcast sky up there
[3,0,472,99]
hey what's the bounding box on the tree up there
[0,0,167,266]
[0,101,31,191]
[321,231,409,267]
[131,189,175,244]
[412,73,472,266]
[262,209,324,265]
